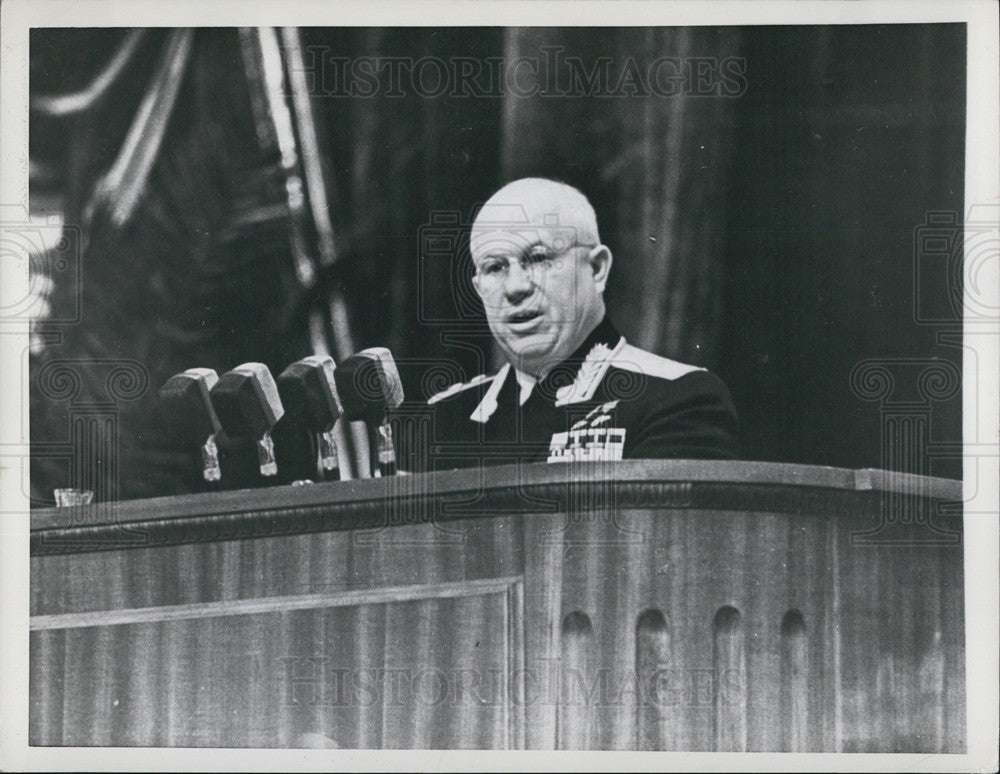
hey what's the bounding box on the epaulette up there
[427,372,494,405]
[554,340,624,406]
[610,343,704,381]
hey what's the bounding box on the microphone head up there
[158,368,221,444]
[277,355,342,431]
[334,347,404,424]
[360,348,403,410]
[210,362,284,440]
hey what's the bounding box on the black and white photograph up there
[1,0,997,770]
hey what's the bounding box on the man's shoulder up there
[609,343,707,383]
[601,343,739,459]
[603,344,734,410]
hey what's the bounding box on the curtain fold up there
[500,27,741,366]
[31,29,316,501]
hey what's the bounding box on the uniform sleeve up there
[625,371,740,460]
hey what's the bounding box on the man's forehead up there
[470,223,579,259]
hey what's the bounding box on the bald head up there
[471,178,600,256]
[470,177,613,377]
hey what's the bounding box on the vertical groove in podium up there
[712,605,746,752]
[635,608,673,750]
[522,516,563,749]
[780,609,808,751]
[558,611,594,750]
[918,630,946,752]
[28,629,62,745]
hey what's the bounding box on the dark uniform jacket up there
[392,317,738,473]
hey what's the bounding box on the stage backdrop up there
[28,24,965,503]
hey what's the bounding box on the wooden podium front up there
[29,461,965,751]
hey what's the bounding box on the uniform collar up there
[470,317,625,422]
[542,316,623,384]
[512,368,538,405]
[469,362,510,423]
[544,317,626,406]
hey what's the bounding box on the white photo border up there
[1,1,997,771]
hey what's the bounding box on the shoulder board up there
[610,344,704,381]
[427,372,494,404]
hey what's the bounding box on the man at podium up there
[397,177,738,472]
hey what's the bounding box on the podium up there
[30,461,965,751]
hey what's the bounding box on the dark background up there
[28,24,966,503]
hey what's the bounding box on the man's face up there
[471,224,606,377]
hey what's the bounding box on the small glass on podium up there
[53,488,94,507]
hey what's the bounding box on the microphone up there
[158,368,223,483]
[334,347,403,477]
[210,363,284,477]
[277,355,343,481]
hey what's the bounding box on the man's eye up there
[482,261,505,275]
[526,247,552,264]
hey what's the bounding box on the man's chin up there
[501,335,560,373]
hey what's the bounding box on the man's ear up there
[588,244,613,293]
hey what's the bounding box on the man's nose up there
[503,260,535,304]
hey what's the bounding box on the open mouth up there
[506,309,542,325]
